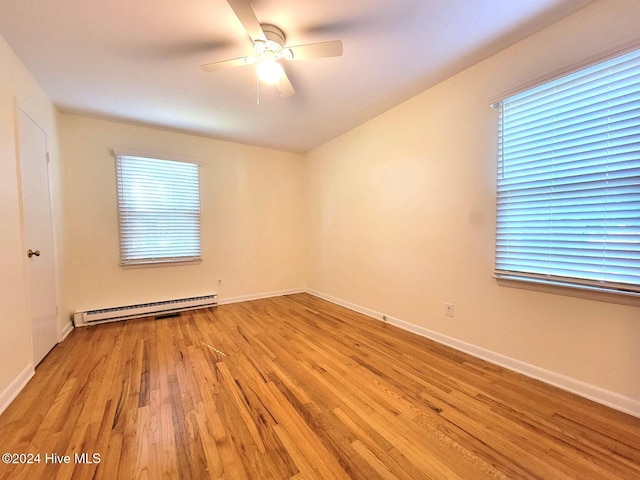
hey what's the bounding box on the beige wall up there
[306,0,640,405]
[0,34,61,405]
[59,115,306,318]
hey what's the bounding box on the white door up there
[18,109,58,366]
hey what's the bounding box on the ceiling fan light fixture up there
[256,57,284,84]
[253,39,267,55]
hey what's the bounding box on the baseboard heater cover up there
[73,294,217,327]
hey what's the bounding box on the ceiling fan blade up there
[226,0,266,43]
[200,56,254,72]
[287,40,343,60]
[277,71,295,97]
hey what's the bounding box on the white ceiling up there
[0,0,595,153]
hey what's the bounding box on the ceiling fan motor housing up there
[261,24,286,48]
[254,24,292,61]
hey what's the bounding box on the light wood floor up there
[1,293,639,479]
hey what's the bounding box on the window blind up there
[495,48,640,294]
[116,154,201,265]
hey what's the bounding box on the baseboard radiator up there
[73,294,218,327]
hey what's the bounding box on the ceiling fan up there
[200,0,343,97]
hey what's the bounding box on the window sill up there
[120,259,202,269]
[495,275,640,308]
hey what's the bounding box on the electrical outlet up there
[445,303,454,317]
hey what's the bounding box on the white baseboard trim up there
[59,320,74,342]
[307,289,386,321]
[219,287,306,306]
[306,289,640,419]
[0,364,34,416]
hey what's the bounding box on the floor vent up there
[73,294,217,327]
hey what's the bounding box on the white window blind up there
[116,154,201,265]
[495,48,640,294]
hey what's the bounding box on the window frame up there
[493,48,640,298]
[114,151,202,267]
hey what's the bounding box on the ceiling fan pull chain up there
[256,76,261,106]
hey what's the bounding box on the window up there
[495,48,640,295]
[116,153,201,265]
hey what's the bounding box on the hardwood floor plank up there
[351,439,401,480]
[0,293,638,479]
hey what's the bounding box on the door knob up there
[27,249,41,258]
